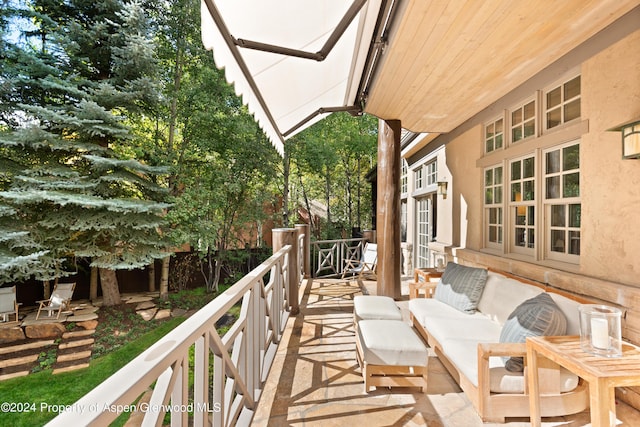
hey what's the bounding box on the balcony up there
[48,234,640,426]
[252,276,640,427]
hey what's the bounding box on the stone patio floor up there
[252,277,640,427]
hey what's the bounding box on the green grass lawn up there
[0,317,185,426]
[0,286,242,426]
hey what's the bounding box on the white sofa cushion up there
[353,295,402,322]
[477,272,544,325]
[548,292,581,335]
[434,263,488,313]
[442,337,579,393]
[409,298,485,325]
[357,320,428,366]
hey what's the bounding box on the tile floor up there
[252,278,640,426]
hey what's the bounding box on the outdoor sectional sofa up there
[409,263,591,422]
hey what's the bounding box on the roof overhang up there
[201,0,640,154]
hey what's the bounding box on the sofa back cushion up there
[434,262,488,314]
[477,271,544,324]
[499,292,567,372]
[548,292,581,335]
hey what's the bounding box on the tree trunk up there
[283,150,290,227]
[325,167,331,226]
[99,268,122,306]
[148,261,156,292]
[90,266,98,301]
[159,256,170,300]
[42,280,51,300]
[299,172,315,236]
[200,248,217,293]
[343,157,353,227]
[213,257,222,293]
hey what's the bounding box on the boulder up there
[154,309,171,320]
[0,326,26,343]
[126,295,154,304]
[78,320,99,330]
[24,322,65,339]
[171,308,188,318]
[138,308,158,321]
[67,313,99,322]
[135,301,156,311]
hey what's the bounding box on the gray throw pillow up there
[499,292,567,372]
[433,262,488,314]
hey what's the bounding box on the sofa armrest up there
[477,342,562,396]
[478,342,526,358]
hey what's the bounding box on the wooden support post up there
[295,224,311,279]
[272,228,300,315]
[377,119,402,299]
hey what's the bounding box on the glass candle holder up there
[578,304,622,357]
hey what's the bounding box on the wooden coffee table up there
[526,335,640,427]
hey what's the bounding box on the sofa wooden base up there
[412,315,589,422]
[356,335,428,393]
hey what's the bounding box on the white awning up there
[202,1,639,156]
[201,0,382,155]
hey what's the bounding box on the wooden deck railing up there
[47,245,296,427]
[310,237,365,277]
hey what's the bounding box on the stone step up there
[58,338,94,350]
[0,371,30,381]
[52,363,90,375]
[0,339,55,355]
[0,354,39,369]
[62,329,95,339]
[56,350,92,363]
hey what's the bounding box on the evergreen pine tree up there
[0,0,170,305]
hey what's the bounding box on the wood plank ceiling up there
[365,0,639,134]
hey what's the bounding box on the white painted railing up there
[311,237,365,277]
[47,245,295,427]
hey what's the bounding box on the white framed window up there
[544,142,580,261]
[545,75,581,130]
[413,160,437,193]
[484,165,503,249]
[485,117,504,153]
[426,161,437,185]
[510,155,536,253]
[414,166,423,190]
[511,99,536,143]
[401,159,408,194]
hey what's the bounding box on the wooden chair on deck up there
[342,243,377,279]
[36,283,75,320]
[0,286,21,322]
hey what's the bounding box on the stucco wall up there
[580,28,640,287]
[440,28,640,289]
[444,125,484,251]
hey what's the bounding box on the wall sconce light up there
[609,119,640,159]
[437,181,448,199]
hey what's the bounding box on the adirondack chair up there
[0,286,21,322]
[342,243,377,279]
[36,283,76,320]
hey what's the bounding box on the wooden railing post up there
[295,224,310,279]
[272,228,299,315]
